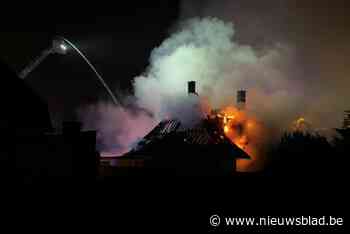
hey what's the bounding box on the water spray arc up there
[19,36,120,106]
[58,37,119,105]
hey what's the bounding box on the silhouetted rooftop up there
[124,118,251,160]
[0,61,52,133]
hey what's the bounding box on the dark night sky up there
[0,1,180,121]
[1,0,350,122]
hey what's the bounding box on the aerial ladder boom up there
[17,36,119,106]
[19,47,54,79]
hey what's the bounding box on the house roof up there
[123,118,251,160]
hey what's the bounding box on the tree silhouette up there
[265,131,342,177]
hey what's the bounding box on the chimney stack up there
[343,110,350,129]
[237,90,246,110]
[188,81,197,95]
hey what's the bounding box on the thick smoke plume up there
[79,15,341,170]
[134,18,305,134]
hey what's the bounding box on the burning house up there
[106,82,251,176]
[114,118,250,176]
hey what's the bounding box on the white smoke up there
[79,17,333,155]
[134,18,305,134]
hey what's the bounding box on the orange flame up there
[214,106,265,172]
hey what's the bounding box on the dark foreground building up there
[0,61,99,183]
[12,122,99,182]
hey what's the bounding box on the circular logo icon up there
[210,215,221,227]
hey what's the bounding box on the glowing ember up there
[224,125,229,133]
